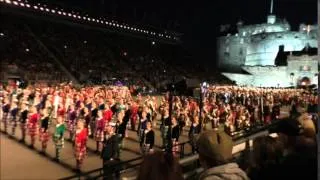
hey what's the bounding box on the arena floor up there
[0,105,290,180]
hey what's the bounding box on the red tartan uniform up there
[74,128,88,163]
[28,113,40,137]
[94,118,106,142]
[103,109,113,123]
[130,106,139,124]
[57,107,66,117]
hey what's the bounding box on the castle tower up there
[267,0,276,24]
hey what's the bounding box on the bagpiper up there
[53,115,66,161]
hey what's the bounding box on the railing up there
[60,121,282,180]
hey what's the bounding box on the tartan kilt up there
[172,140,180,154]
[53,135,64,148]
[67,120,76,132]
[142,144,151,154]
[20,122,28,131]
[10,118,17,128]
[74,142,87,161]
[28,123,39,137]
[264,115,271,124]
[39,128,50,142]
[94,129,104,142]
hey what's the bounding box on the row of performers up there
[1,105,202,171]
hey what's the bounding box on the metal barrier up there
[60,121,281,180]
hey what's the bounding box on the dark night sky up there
[40,0,317,67]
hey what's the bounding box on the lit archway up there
[299,76,311,86]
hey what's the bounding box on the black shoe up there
[19,139,25,143]
[29,145,34,149]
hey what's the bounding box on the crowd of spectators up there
[0,16,68,85]
[1,14,233,93]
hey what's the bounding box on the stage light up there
[97,20,100,23]
[57,11,61,14]
[88,18,91,21]
[152,41,155,45]
[45,8,49,12]
[40,7,44,11]
[25,48,29,52]
[73,14,76,18]
[0,33,4,36]
[105,21,109,25]
[68,13,72,17]
[83,17,86,20]
[19,3,24,6]
[64,45,67,49]
[116,24,119,27]
[84,40,87,44]
[33,5,38,9]
[63,12,66,15]
[120,25,123,28]
[0,0,4,2]
[51,9,55,13]
[92,18,95,22]
[13,1,18,5]
[77,16,81,19]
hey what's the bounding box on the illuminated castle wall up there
[217,1,318,87]
[217,16,318,70]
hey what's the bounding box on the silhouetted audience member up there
[247,135,284,180]
[137,151,183,180]
[196,129,249,180]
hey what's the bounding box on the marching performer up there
[67,104,77,141]
[53,116,66,161]
[19,102,29,142]
[94,110,106,153]
[39,109,50,153]
[9,100,19,136]
[189,115,201,154]
[141,121,154,154]
[171,116,180,156]
[28,106,40,148]
[74,120,88,171]
[2,98,10,133]
[160,109,170,148]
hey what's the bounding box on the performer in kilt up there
[189,115,201,154]
[39,109,50,153]
[101,125,120,180]
[171,117,180,156]
[160,109,170,148]
[53,116,66,161]
[115,110,128,159]
[9,101,19,136]
[74,120,88,171]
[28,106,40,148]
[19,102,29,142]
[138,111,148,145]
[67,104,77,141]
[2,98,10,133]
[141,121,154,155]
[95,110,106,153]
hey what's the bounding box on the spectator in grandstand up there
[196,129,249,180]
[246,135,284,180]
[137,151,183,180]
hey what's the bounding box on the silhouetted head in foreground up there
[137,151,183,180]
